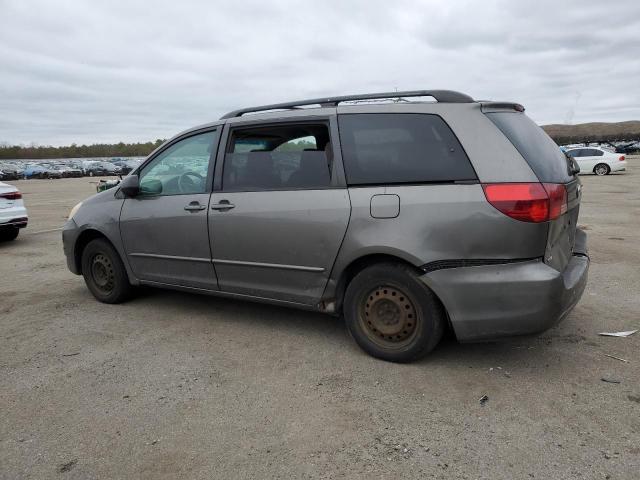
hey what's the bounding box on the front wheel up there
[81,238,133,303]
[343,263,445,362]
[594,163,610,176]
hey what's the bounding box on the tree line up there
[0,138,321,160]
[2,126,638,160]
[0,140,165,160]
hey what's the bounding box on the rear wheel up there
[594,163,610,176]
[0,227,19,241]
[81,238,133,303]
[344,263,445,362]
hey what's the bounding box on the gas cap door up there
[370,194,400,219]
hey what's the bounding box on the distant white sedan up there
[564,147,627,176]
[0,181,28,241]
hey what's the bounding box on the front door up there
[120,129,220,290]
[209,120,350,305]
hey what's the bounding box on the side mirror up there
[119,174,140,197]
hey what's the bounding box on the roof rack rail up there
[220,90,474,119]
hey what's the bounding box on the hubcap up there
[91,253,114,293]
[359,285,418,347]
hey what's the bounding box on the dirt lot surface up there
[1,166,639,479]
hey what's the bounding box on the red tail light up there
[619,155,626,161]
[482,183,567,223]
[0,191,22,200]
[544,183,568,219]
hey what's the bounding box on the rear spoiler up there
[480,102,525,113]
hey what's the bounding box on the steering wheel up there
[178,171,204,193]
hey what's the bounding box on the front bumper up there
[421,229,589,342]
[62,218,81,274]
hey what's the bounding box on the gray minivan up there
[63,90,589,362]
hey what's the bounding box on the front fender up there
[63,194,139,285]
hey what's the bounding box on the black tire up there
[0,227,19,241]
[343,262,445,362]
[81,238,133,303]
[594,163,610,176]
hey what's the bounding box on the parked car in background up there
[564,147,627,175]
[51,164,83,178]
[63,90,589,362]
[83,161,122,176]
[23,164,62,179]
[0,181,28,241]
[0,163,22,181]
[110,159,139,175]
[614,142,640,155]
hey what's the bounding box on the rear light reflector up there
[0,191,22,200]
[619,155,626,161]
[482,183,567,223]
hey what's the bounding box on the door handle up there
[184,201,206,212]
[211,200,235,211]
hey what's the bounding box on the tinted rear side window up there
[486,112,573,183]
[338,113,476,185]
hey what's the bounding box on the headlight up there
[68,201,83,220]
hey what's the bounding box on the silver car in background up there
[63,90,589,362]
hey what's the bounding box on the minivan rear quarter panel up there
[330,183,548,282]
[326,104,551,300]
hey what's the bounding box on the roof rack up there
[220,90,474,119]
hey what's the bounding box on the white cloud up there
[1,0,639,145]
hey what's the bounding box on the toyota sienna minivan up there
[63,90,589,362]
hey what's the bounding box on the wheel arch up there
[73,229,119,275]
[328,252,453,334]
[332,253,427,312]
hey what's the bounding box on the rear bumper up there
[611,161,627,172]
[421,229,589,342]
[0,206,28,229]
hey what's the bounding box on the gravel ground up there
[1,165,639,479]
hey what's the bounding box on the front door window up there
[139,131,218,195]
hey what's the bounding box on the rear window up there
[486,112,573,183]
[338,113,476,185]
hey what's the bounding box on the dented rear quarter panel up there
[324,184,549,299]
[324,103,552,300]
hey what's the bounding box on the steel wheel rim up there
[358,285,419,349]
[91,253,115,293]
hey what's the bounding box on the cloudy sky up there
[1,0,639,146]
